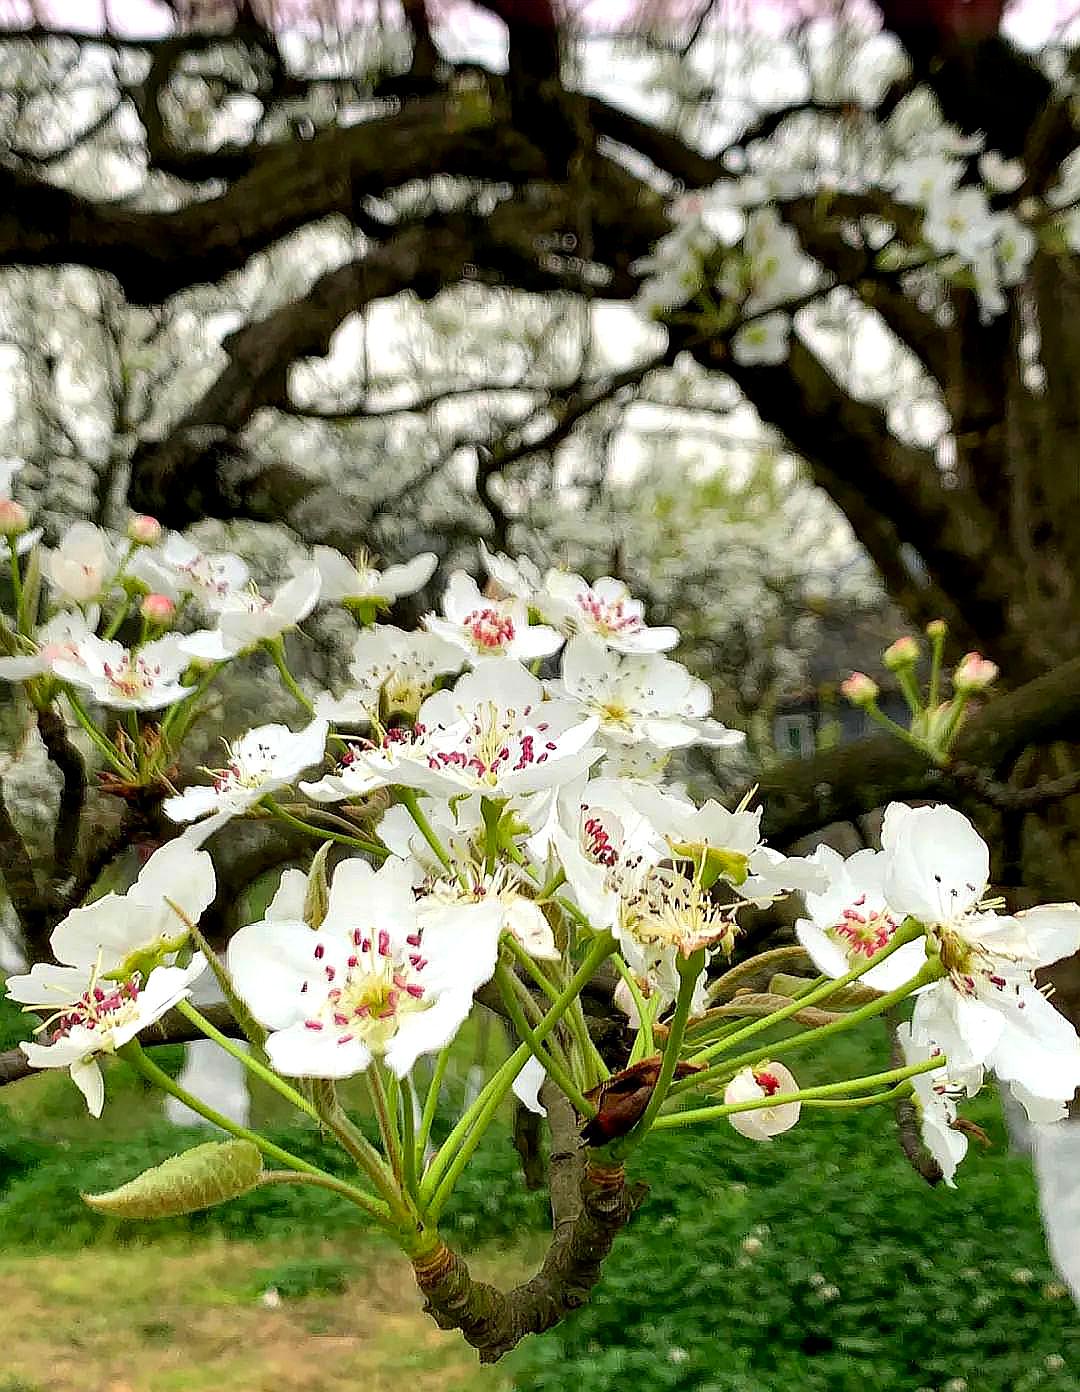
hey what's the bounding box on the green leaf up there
[83,1140,263,1219]
[303,841,332,930]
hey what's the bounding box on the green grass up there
[0,1014,1076,1390]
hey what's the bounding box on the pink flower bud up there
[925,618,948,641]
[841,672,879,706]
[127,513,162,546]
[953,651,998,692]
[883,636,919,669]
[0,499,29,536]
[140,593,175,625]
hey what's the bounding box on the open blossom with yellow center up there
[165,719,328,829]
[53,634,193,711]
[797,845,927,992]
[620,865,738,959]
[6,956,206,1116]
[228,857,500,1079]
[882,802,1080,1122]
[309,661,600,801]
[425,571,563,664]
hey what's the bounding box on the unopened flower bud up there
[127,513,162,546]
[883,636,919,669]
[841,672,879,706]
[0,499,29,536]
[925,618,947,641]
[725,1062,801,1140]
[953,652,998,692]
[140,593,175,625]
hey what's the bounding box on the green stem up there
[397,788,455,877]
[675,960,945,1097]
[481,797,502,876]
[417,1045,451,1163]
[496,961,594,1116]
[401,1074,420,1201]
[120,1040,387,1217]
[654,1057,942,1131]
[257,1168,394,1217]
[7,539,25,633]
[367,1064,404,1184]
[927,627,945,712]
[102,597,131,642]
[265,638,316,716]
[263,797,388,860]
[611,954,654,1066]
[608,948,704,1157]
[161,662,225,743]
[315,1100,412,1221]
[864,702,929,754]
[422,932,615,1212]
[687,921,927,1067]
[60,687,131,775]
[174,999,320,1122]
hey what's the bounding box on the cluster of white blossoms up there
[2,502,1079,1203]
[632,115,1065,351]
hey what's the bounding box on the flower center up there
[575,590,642,637]
[46,977,142,1046]
[102,655,163,699]
[210,738,276,792]
[829,894,897,959]
[755,1069,781,1096]
[463,607,515,651]
[624,869,734,956]
[306,928,429,1054]
[425,701,556,784]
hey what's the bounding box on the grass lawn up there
[0,1234,546,1392]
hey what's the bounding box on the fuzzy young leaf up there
[83,1139,263,1219]
[303,840,332,929]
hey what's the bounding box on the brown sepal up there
[580,1055,703,1145]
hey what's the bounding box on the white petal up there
[267,1021,372,1079]
[228,920,338,1030]
[513,1055,548,1116]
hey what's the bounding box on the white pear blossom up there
[53,634,193,710]
[49,838,216,973]
[725,1061,801,1140]
[164,718,328,828]
[6,957,205,1117]
[180,568,321,660]
[512,1054,548,1116]
[479,542,542,601]
[922,187,997,259]
[538,573,678,654]
[796,845,928,990]
[628,785,826,904]
[885,153,964,207]
[425,571,563,664]
[979,151,1025,194]
[740,209,812,314]
[313,546,437,605]
[0,609,96,682]
[551,776,668,933]
[132,533,249,611]
[304,661,600,802]
[732,311,792,367]
[350,626,461,712]
[550,636,743,752]
[421,864,559,961]
[896,1023,969,1187]
[883,803,1080,1111]
[44,522,116,604]
[228,857,495,1078]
